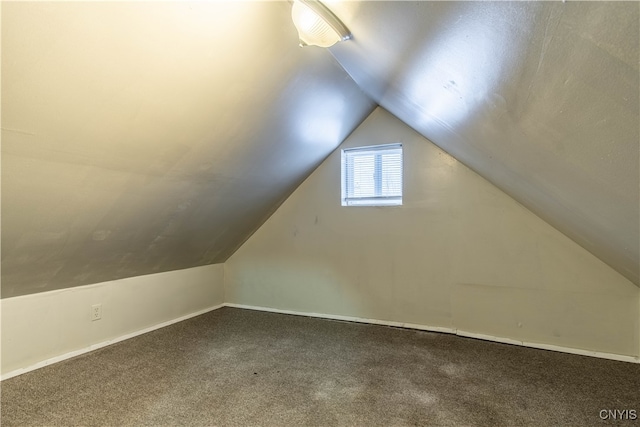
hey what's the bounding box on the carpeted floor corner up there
[1,307,639,426]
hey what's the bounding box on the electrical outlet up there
[91,304,102,321]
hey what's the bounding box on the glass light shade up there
[291,0,351,48]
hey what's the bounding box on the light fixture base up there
[291,0,351,48]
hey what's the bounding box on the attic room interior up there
[1,0,639,425]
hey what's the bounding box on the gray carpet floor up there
[1,307,639,426]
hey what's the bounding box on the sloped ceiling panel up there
[329,1,639,285]
[1,1,375,297]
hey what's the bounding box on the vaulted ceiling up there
[1,1,374,297]
[328,1,639,285]
[2,1,638,297]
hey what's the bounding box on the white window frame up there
[341,143,403,207]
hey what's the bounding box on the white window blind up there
[341,143,403,206]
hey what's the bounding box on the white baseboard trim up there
[223,303,456,333]
[455,330,639,364]
[224,303,640,364]
[4,301,636,381]
[1,303,225,381]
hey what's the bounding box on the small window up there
[341,143,403,206]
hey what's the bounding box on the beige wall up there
[1,264,224,377]
[225,107,639,359]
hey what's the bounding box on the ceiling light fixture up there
[291,0,351,48]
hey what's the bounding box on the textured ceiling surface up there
[2,1,638,298]
[328,1,639,285]
[1,1,375,297]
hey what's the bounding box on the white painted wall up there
[1,264,224,378]
[225,107,640,360]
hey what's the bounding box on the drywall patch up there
[92,230,112,241]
